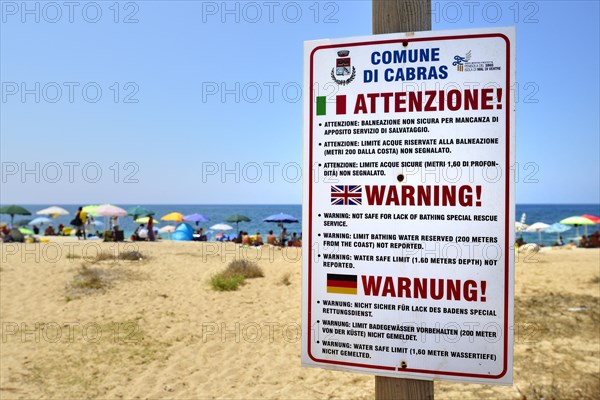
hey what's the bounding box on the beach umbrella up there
[28,217,53,226]
[159,225,176,233]
[582,214,600,224]
[515,221,528,232]
[525,222,550,243]
[158,225,176,239]
[82,205,101,216]
[0,205,32,227]
[127,206,155,220]
[13,219,33,227]
[161,212,184,222]
[210,223,233,231]
[520,212,527,225]
[18,227,34,235]
[135,216,160,224]
[263,213,299,224]
[183,213,209,226]
[560,216,596,236]
[546,223,572,243]
[91,205,127,231]
[95,204,128,217]
[225,214,251,231]
[36,206,69,218]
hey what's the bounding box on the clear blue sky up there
[1,1,598,204]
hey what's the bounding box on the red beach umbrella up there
[581,214,600,224]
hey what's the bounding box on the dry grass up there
[224,259,264,279]
[68,263,148,299]
[90,250,147,263]
[279,272,292,286]
[71,265,106,290]
[119,250,145,261]
[93,252,117,262]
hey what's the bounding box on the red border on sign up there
[307,33,511,379]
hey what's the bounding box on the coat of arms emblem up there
[331,50,356,86]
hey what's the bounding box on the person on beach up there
[72,207,86,240]
[87,215,95,232]
[134,224,145,241]
[589,231,600,248]
[1,226,24,243]
[553,235,564,246]
[234,231,243,244]
[111,216,119,231]
[579,235,589,248]
[242,232,252,246]
[279,228,288,247]
[254,232,264,246]
[44,225,55,236]
[267,230,277,245]
[291,232,301,247]
[147,216,155,241]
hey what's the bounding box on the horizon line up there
[2,202,599,206]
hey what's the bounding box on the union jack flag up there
[331,185,362,205]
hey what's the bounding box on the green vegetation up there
[210,273,246,291]
[210,259,264,291]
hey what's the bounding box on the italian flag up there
[316,95,346,116]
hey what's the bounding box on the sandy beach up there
[0,239,598,399]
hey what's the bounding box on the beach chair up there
[104,230,114,242]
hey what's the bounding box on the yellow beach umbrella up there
[161,212,184,222]
[135,216,160,224]
[82,205,101,217]
[560,216,596,236]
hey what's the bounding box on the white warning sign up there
[301,27,515,384]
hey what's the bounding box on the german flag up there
[327,274,358,295]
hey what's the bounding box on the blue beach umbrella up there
[263,213,299,224]
[263,212,299,231]
[546,223,572,242]
[28,217,53,226]
[263,213,298,233]
[183,213,209,226]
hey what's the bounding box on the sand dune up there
[1,239,598,399]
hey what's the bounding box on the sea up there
[3,204,599,247]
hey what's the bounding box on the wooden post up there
[372,1,434,399]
